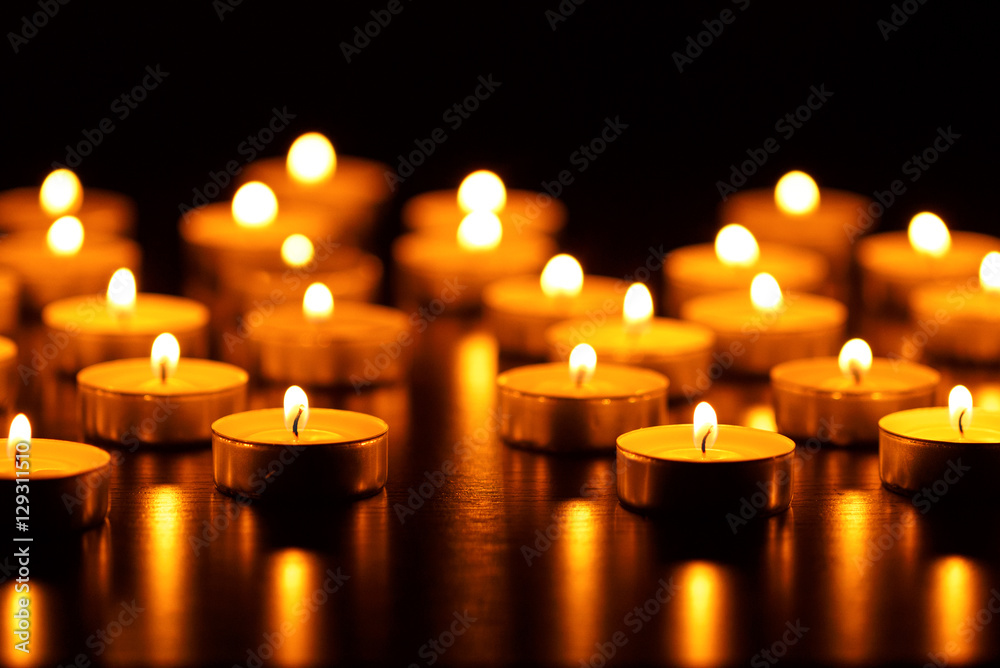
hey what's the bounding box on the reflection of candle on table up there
[663,223,828,314]
[0,413,112,532]
[771,338,940,446]
[680,272,846,375]
[483,254,623,357]
[857,212,1000,314]
[880,385,1000,500]
[42,269,209,373]
[403,170,566,237]
[908,252,1000,362]
[496,343,668,452]
[616,401,795,515]
[78,333,248,446]
[213,385,389,500]
[545,283,715,398]
[0,168,135,234]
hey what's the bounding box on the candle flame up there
[540,254,584,298]
[623,282,654,333]
[283,386,310,437]
[287,132,337,184]
[7,414,30,460]
[693,402,718,454]
[715,224,759,267]
[774,171,820,215]
[303,282,333,323]
[979,252,1000,293]
[232,182,278,228]
[46,215,85,256]
[39,168,83,216]
[150,333,180,383]
[908,212,951,258]
[568,343,597,387]
[457,170,506,213]
[106,268,137,318]
[281,234,315,268]
[456,210,502,251]
[949,385,973,437]
[750,272,783,312]
[838,338,873,384]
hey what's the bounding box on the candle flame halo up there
[908,212,951,258]
[838,338,873,384]
[281,234,315,268]
[40,168,83,216]
[979,252,1000,293]
[693,402,718,453]
[568,343,597,387]
[623,282,654,333]
[540,254,584,298]
[457,170,506,213]
[283,385,310,437]
[774,171,820,215]
[7,413,30,460]
[46,215,85,256]
[949,385,973,437]
[750,272,783,312]
[715,224,759,267]
[287,132,336,184]
[232,182,278,228]
[303,282,334,323]
[106,268,137,318]
[150,333,180,383]
[456,210,502,251]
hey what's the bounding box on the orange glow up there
[838,339,873,383]
[39,168,82,216]
[46,216,85,256]
[106,268,137,318]
[568,344,596,386]
[750,273,783,312]
[693,402,718,451]
[775,171,820,215]
[457,170,506,213]
[948,385,973,436]
[232,182,278,227]
[979,252,1000,292]
[908,212,951,258]
[287,132,337,184]
[283,385,309,434]
[623,283,654,333]
[715,224,759,267]
[281,234,315,268]
[303,283,333,323]
[150,333,180,382]
[6,413,30,460]
[540,254,584,298]
[456,211,502,251]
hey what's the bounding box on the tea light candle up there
[0,215,141,310]
[880,385,1000,500]
[680,273,847,375]
[857,212,1000,314]
[0,414,112,532]
[78,333,248,446]
[402,170,566,237]
[545,283,715,398]
[212,385,388,500]
[247,283,412,387]
[908,252,1000,362]
[0,168,135,235]
[483,254,623,357]
[663,223,828,315]
[392,211,555,310]
[496,344,668,452]
[616,402,795,515]
[42,269,210,373]
[771,338,940,446]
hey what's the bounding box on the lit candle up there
[0,214,141,311]
[663,223,829,314]
[857,212,1000,314]
[880,385,1000,500]
[680,272,847,375]
[42,269,209,373]
[0,168,135,234]
[392,209,555,310]
[908,252,1000,362]
[616,401,795,515]
[77,333,248,446]
[496,343,668,452]
[247,282,412,387]
[0,413,112,532]
[212,385,389,500]
[771,338,940,445]
[544,283,715,398]
[402,169,566,237]
[482,254,625,357]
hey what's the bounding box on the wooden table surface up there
[6,316,1000,668]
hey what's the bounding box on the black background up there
[0,0,995,293]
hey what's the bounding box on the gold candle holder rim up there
[616,424,796,464]
[771,358,940,399]
[878,406,1000,447]
[1,438,113,480]
[212,408,388,448]
[497,362,668,401]
[77,358,249,398]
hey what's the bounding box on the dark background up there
[1,0,996,294]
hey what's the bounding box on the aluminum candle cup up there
[879,407,1000,501]
[212,408,388,500]
[616,424,796,516]
[402,188,566,237]
[43,295,210,373]
[496,362,668,453]
[909,284,1000,363]
[771,358,940,446]
[78,359,248,446]
[0,186,135,235]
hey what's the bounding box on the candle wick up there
[701,426,713,455]
[575,367,586,388]
[958,409,966,437]
[292,405,304,438]
[851,364,861,385]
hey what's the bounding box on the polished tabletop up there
[5,313,1000,668]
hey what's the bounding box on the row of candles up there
[1,132,998,532]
